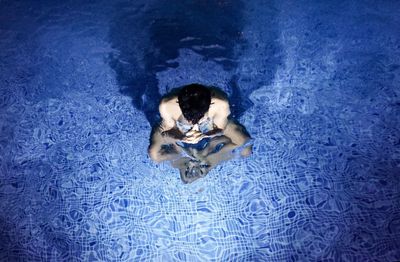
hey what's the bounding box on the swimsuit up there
[176,137,211,151]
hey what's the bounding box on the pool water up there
[1,0,399,261]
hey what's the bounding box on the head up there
[179,159,210,184]
[178,84,212,124]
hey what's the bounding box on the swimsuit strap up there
[198,117,213,133]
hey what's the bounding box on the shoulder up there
[211,97,229,108]
[209,96,230,117]
[209,88,229,109]
[160,95,178,108]
[207,88,230,117]
[209,87,228,100]
[159,95,181,119]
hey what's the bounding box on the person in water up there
[148,83,252,183]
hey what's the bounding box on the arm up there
[150,97,192,162]
[196,120,252,165]
[158,97,186,139]
[148,126,183,163]
[161,127,185,140]
[202,98,230,137]
[210,98,230,130]
[222,120,252,157]
[199,135,237,168]
[159,99,177,131]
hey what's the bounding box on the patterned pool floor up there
[0,0,399,261]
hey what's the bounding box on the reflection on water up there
[173,134,252,183]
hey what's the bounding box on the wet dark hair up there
[178,84,212,124]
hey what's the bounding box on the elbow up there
[148,145,162,163]
[240,145,253,157]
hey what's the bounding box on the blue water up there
[1,0,399,261]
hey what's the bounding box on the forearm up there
[153,150,182,162]
[149,126,182,162]
[203,142,236,167]
[204,127,223,137]
[161,127,185,141]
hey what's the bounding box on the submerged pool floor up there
[1,0,399,261]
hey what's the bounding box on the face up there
[180,159,210,183]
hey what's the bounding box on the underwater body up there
[1,0,400,261]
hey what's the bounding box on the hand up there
[182,130,205,144]
[204,128,223,138]
[161,128,185,140]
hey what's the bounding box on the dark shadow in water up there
[0,218,30,260]
[108,0,247,126]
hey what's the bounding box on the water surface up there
[0,0,399,261]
